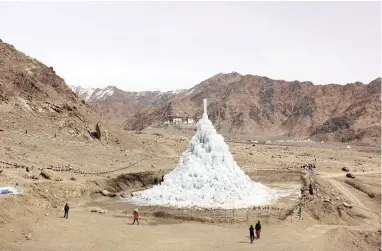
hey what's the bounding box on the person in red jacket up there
[132,209,139,225]
[255,221,261,239]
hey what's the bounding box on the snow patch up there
[93,87,115,100]
[186,88,195,96]
[0,187,24,195]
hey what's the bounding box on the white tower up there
[203,98,207,114]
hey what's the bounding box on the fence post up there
[246,209,249,221]
[233,208,235,219]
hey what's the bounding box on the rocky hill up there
[0,40,116,143]
[119,72,380,145]
[70,85,186,125]
[70,73,380,146]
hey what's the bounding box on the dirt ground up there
[0,128,380,251]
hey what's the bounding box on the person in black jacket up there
[249,225,255,243]
[64,203,69,219]
[255,221,261,239]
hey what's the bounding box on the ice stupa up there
[129,99,288,209]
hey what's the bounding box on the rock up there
[26,166,34,172]
[342,202,352,208]
[100,190,116,197]
[95,122,102,139]
[120,193,129,198]
[91,208,107,214]
[41,169,54,180]
[41,169,62,181]
[101,190,111,196]
[25,233,32,240]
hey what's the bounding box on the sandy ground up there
[0,128,381,251]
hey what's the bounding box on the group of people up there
[154,175,165,185]
[249,221,261,244]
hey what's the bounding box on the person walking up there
[249,225,255,243]
[297,206,302,221]
[64,203,69,219]
[255,221,261,239]
[132,209,139,225]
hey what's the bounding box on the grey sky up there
[0,1,380,92]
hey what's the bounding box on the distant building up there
[168,115,183,124]
[183,117,194,124]
[164,115,197,126]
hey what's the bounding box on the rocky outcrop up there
[95,122,102,139]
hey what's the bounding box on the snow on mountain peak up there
[70,85,115,102]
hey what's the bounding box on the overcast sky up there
[0,1,380,92]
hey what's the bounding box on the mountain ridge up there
[71,73,381,145]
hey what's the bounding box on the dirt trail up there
[308,224,377,232]
[328,178,365,207]
[320,171,380,179]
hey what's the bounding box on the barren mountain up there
[0,40,117,143]
[120,72,380,145]
[68,65,380,146]
[70,85,186,125]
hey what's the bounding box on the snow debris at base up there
[128,99,290,209]
[0,187,24,195]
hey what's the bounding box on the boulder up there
[26,166,34,172]
[120,193,129,198]
[25,233,32,240]
[101,190,111,196]
[95,122,102,139]
[41,169,54,180]
[100,190,116,197]
[342,202,352,208]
